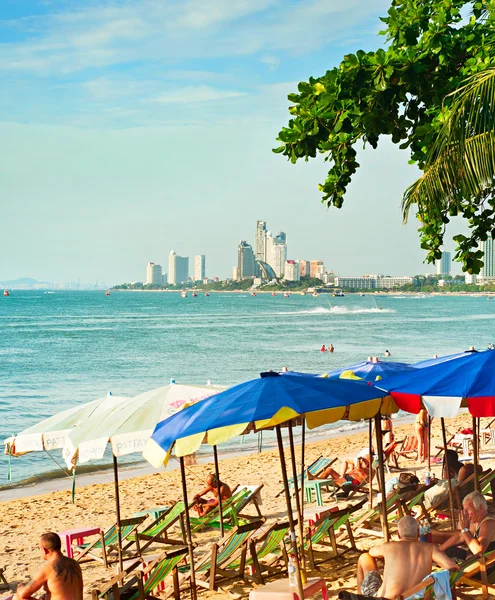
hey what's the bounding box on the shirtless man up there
[193,474,232,517]
[340,448,370,476]
[357,516,456,598]
[436,491,495,558]
[13,532,83,600]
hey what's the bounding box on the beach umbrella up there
[3,392,127,484]
[144,372,393,600]
[325,359,415,381]
[379,348,495,523]
[63,382,225,571]
[412,348,477,368]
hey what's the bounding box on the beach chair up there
[189,487,251,532]
[0,567,10,591]
[74,515,147,568]
[383,441,401,472]
[305,499,366,568]
[350,491,403,538]
[136,502,187,552]
[393,435,419,466]
[92,546,188,600]
[280,456,337,498]
[180,520,264,591]
[226,520,291,584]
[236,484,264,520]
[455,549,495,600]
[481,468,495,501]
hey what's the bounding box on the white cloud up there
[152,86,247,104]
[261,54,280,71]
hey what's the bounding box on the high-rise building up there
[481,238,495,278]
[194,255,206,281]
[266,231,287,278]
[232,266,241,281]
[436,251,452,276]
[146,262,162,285]
[285,260,300,281]
[298,260,310,278]
[168,250,189,284]
[310,260,324,278]
[237,241,256,278]
[255,221,267,262]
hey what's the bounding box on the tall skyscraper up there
[255,221,267,262]
[436,251,452,276]
[237,241,256,278]
[481,238,495,278]
[266,231,287,278]
[285,260,300,281]
[146,262,162,285]
[168,250,189,284]
[194,255,206,281]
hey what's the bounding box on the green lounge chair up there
[92,546,188,600]
[350,491,403,538]
[228,520,291,584]
[456,549,495,600]
[136,502,187,552]
[179,519,264,591]
[74,516,147,568]
[283,456,337,497]
[304,499,366,568]
[189,487,251,532]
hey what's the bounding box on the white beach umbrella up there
[4,392,127,457]
[63,383,226,469]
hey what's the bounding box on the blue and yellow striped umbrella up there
[144,372,394,467]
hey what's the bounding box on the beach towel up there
[405,569,452,600]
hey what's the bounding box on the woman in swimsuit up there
[415,408,429,462]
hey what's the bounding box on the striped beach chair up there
[74,516,147,568]
[92,546,188,600]
[282,456,337,497]
[179,520,264,591]
[189,487,251,532]
[136,501,186,551]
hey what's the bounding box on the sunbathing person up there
[193,474,232,516]
[422,449,474,512]
[340,449,371,476]
[357,516,456,598]
[308,461,368,489]
[433,491,495,560]
[13,532,83,600]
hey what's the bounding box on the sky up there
[0,0,463,284]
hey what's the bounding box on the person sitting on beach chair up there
[341,449,371,476]
[308,459,369,495]
[13,532,83,600]
[193,474,232,517]
[357,516,456,598]
[434,491,495,561]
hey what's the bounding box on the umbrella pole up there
[440,418,456,529]
[213,445,224,537]
[300,419,306,525]
[368,419,373,508]
[180,457,197,600]
[276,425,305,600]
[288,422,307,582]
[427,416,432,472]
[374,414,389,542]
[472,416,480,492]
[112,455,123,573]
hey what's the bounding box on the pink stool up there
[249,577,328,600]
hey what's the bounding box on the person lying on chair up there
[193,474,232,517]
[13,532,83,600]
[357,516,456,598]
[307,461,368,497]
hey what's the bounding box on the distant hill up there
[0,277,49,286]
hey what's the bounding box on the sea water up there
[0,290,493,489]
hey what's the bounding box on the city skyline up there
[1,1,472,284]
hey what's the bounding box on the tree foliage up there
[274,0,495,273]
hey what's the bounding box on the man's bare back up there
[373,540,451,598]
[15,533,83,600]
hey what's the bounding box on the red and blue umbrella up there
[378,349,495,418]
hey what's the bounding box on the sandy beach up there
[1,412,489,599]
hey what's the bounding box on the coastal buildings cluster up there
[143,222,495,289]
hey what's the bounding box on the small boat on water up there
[272,292,277,297]
[181,291,188,298]
[192,292,198,297]
[250,292,257,297]
[205,292,210,297]
[3,289,9,297]
[284,293,289,298]
[312,292,319,297]
[300,290,306,296]
[105,290,111,296]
